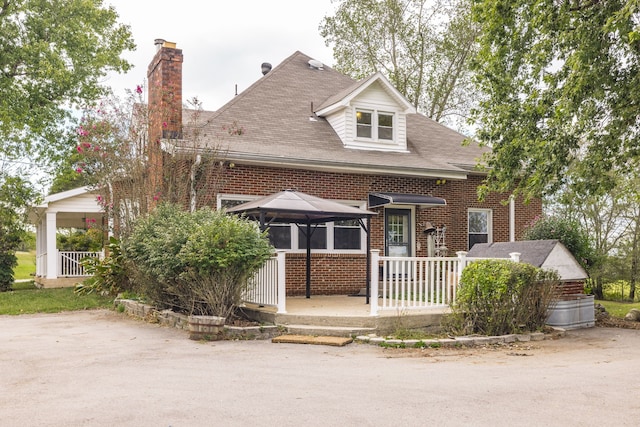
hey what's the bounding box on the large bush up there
[123,203,272,318]
[445,259,560,336]
[177,212,273,319]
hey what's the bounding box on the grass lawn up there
[596,300,640,319]
[1,252,112,315]
[1,282,113,315]
[14,251,36,280]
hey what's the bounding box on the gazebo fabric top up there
[226,190,376,224]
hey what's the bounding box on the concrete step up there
[283,324,377,338]
[274,313,378,328]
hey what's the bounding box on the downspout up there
[509,196,515,242]
[189,154,202,213]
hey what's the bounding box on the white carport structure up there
[28,187,105,288]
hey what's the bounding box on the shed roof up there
[467,240,588,281]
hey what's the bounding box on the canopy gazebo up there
[227,190,377,301]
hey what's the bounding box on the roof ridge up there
[208,51,313,121]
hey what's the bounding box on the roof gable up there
[315,72,416,117]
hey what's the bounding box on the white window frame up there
[218,194,367,254]
[355,108,395,142]
[468,208,493,250]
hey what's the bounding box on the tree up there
[471,0,640,201]
[522,215,594,270]
[0,173,37,291]
[539,164,640,299]
[320,0,479,130]
[0,0,134,163]
[69,87,231,238]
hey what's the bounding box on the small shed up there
[467,239,593,329]
[467,239,588,293]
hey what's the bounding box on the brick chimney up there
[146,39,183,200]
[147,39,183,141]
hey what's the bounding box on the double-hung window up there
[356,109,394,141]
[468,208,492,249]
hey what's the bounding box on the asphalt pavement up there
[1,310,639,426]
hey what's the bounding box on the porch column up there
[45,211,58,279]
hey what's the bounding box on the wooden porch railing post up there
[509,252,521,263]
[276,250,287,314]
[370,249,380,316]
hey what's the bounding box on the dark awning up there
[368,192,446,208]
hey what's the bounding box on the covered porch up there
[28,187,105,288]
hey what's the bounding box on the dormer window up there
[356,109,394,142]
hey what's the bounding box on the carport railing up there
[244,250,287,313]
[57,250,104,277]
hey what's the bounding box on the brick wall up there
[202,164,542,295]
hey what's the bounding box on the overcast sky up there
[104,0,337,110]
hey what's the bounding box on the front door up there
[385,209,412,257]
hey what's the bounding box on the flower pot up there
[188,315,226,340]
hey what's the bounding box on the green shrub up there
[75,236,131,296]
[122,204,202,312]
[444,259,560,336]
[57,228,104,252]
[123,203,273,318]
[178,212,273,319]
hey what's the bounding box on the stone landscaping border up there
[115,298,567,345]
[355,328,566,348]
[114,298,282,340]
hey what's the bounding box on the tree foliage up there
[66,89,230,237]
[545,165,640,299]
[320,0,479,129]
[0,0,134,163]
[471,0,640,200]
[522,215,594,269]
[0,173,37,291]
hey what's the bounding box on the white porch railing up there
[369,250,520,316]
[57,251,104,277]
[244,251,287,313]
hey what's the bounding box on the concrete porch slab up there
[241,295,450,337]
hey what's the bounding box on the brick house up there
[144,40,541,297]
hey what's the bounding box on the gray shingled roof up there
[173,51,488,179]
[466,240,561,267]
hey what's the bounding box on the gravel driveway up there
[1,310,639,426]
